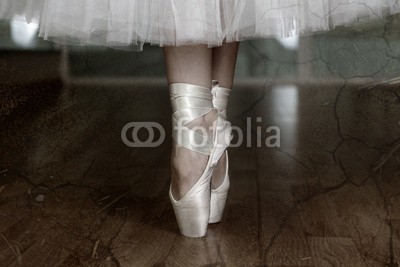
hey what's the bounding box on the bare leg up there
[211,41,240,189]
[163,45,217,200]
[212,41,240,89]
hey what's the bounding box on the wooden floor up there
[1,57,400,266]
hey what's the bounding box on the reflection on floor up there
[1,75,400,266]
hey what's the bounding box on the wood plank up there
[261,192,313,266]
[392,219,400,266]
[214,170,260,265]
[298,194,343,238]
[257,146,313,265]
[328,179,391,266]
[165,235,219,266]
[0,216,57,266]
[110,193,177,266]
[308,237,365,266]
[8,229,70,267]
[265,227,314,266]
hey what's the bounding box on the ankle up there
[185,110,218,138]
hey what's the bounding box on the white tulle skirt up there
[1,0,399,50]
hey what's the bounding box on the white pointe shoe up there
[169,83,231,237]
[209,80,231,224]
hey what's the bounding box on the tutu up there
[1,0,399,51]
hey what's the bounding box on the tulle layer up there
[1,0,399,50]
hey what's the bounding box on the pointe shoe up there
[209,151,230,223]
[169,83,231,237]
[209,80,231,224]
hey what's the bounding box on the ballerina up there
[1,0,399,237]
